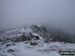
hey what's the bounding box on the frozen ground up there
[0,25,75,56]
[0,42,75,56]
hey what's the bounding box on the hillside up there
[0,24,75,56]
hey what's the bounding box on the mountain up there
[0,24,53,43]
[0,23,74,43]
[0,24,75,56]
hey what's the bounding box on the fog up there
[0,0,75,34]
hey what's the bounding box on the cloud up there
[0,0,75,34]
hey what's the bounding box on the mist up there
[0,0,75,34]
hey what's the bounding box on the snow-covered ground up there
[0,24,75,56]
[0,42,75,56]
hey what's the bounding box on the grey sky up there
[0,0,75,34]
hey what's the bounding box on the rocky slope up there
[0,24,75,56]
[0,24,53,43]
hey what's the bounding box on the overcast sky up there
[0,0,75,34]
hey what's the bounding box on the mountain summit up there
[0,24,53,43]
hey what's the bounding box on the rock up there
[7,49,15,53]
[30,42,38,45]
